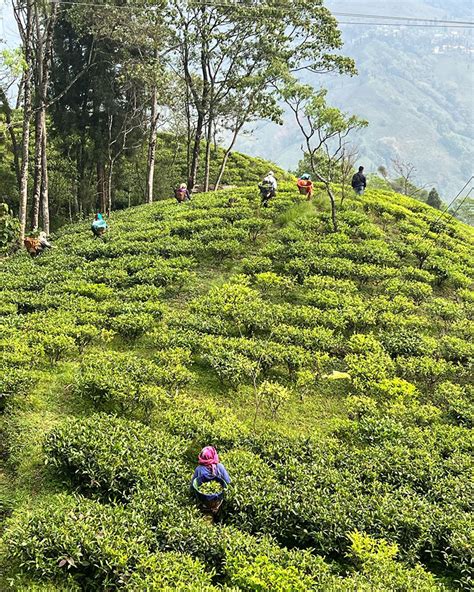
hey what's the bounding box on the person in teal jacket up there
[91,213,107,238]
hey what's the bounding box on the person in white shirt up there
[263,171,277,191]
[259,171,277,207]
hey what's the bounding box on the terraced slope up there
[0,183,473,591]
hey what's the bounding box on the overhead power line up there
[53,0,474,28]
[412,175,474,252]
[336,22,474,29]
[331,11,474,26]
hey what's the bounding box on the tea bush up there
[0,367,35,411]
[4,494,153,589]
[0,182,473,590]
[44,415,188,502]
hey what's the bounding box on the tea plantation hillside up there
[0,183,473,591]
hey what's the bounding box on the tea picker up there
[24,231,52,257]
[297,173,314,199]
[175,183,191,203]
[191,446,231,522]
[258,171,277,207]
[91,213,107,239]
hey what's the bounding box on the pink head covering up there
[198,446,219,468]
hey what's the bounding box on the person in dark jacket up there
[351,166,367,195]
[175,183,191,203]
[190,446,231,520]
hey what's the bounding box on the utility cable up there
[52,0,474,28]
[414,187,473,263]
[410,175,473,255]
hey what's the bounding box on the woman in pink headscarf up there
[190,446,231,512]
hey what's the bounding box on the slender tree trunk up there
[188,110,204,191]
[31,0,44,231]
[16,0,34,241]
[40,116,49,233]
[214,121,244,190]
[187,8,209,193]
[39,2,57,233]
[146,84,158,204]
[107,162,113,215]
[309,148,338,232]
[326,183,338,232]
[77,131,86,216]
[31,110,43,230]
[185,85,192,181]
[97,161,106,213]
[203,115,213,192]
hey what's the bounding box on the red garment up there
[297,178,314,196]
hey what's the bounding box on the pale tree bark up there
[14,0,34,241]
[203,114,213,192]
[214,120,245,191]
[146,83,159,204]
[31,0,44,231]
[31,109,43,230]
[39,3,56,232]
[106,109,142,213]
[40,115,49,233]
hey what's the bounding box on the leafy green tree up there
[283,84,367,231]
[0,203,20,254]
[169,0,355,191]
[427,187,442,210]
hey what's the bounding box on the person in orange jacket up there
[297,173,314,199]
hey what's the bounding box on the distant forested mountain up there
[236,0,473,202]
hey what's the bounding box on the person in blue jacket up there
[91,213,107,238]
[191,446,230,519]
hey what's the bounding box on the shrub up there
[3,494,153,589]
[108,312,155,340]
[241,256,273,275]
[0,368,35,411]
[222,449,283,534]
[257,380,291,419]
[432,382,473,427]
[159,395,249,451]
[344,532,447,591]
[203,346,258,388]
[396,356,457,390]
[44,415,187,502]
[235,217,271,242]
[74,351,165,417]
[192,282,274,336]
[345,334,394,393]
[254,272,294,299]
[381,278,433,303]
[63,281,114,301]
[437,335,474,363]
[125,552,217,591]
[0,202,20,255]
[380,330,436,357]
[38,334,77,364]
[201,239,242,263]
[70,324,106,353]
[153,347,194,396]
